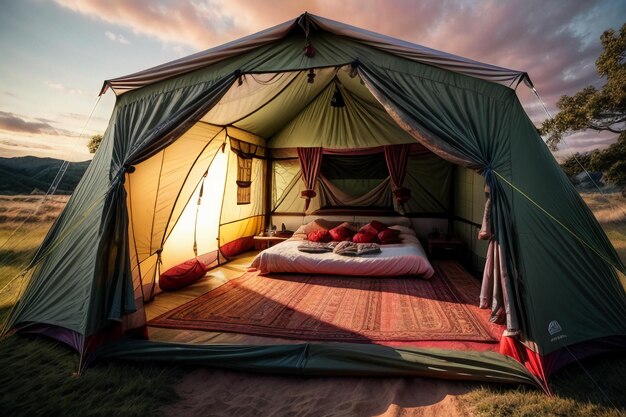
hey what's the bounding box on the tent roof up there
[100,12,532,96]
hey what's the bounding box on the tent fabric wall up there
[217,140,266,256]
[7,113,118,336]
[127,123,226,267]
[453,167,490,271]
[506,100,626,354]
[403,155,453,214]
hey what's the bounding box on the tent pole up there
[264,154,273,230]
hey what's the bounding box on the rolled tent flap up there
[297,147,323,211]
[384,144,411,205]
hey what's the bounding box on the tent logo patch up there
[548,320,562,335]
[548,321,567,342]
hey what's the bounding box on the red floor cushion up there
[159,258,208,291]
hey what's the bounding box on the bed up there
[250,216,435,278]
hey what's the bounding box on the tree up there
[87,134,103,154]
[559,132,626,186]
[540,23,626,151]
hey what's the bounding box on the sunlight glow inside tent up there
[161,148,228,272]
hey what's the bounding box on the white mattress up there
[250,237,434,278]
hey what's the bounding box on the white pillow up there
[389,225,416,236]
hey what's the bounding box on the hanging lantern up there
[307,68,316,84]
[304,40,316,57]
[330,85,345,108]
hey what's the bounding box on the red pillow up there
[308,230,332,242]
[329,225,355,241]
[352,232,377,243]
[159,258,208,291]
[359,220,387,236]
[378,228,401,244]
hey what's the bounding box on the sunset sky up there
[0,0,624,162]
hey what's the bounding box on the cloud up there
[0,111,60,135]
[0,136,92,161]
[3,91,18,98]
[105,30,130,44]
[0,139,55,151]
[0,111,77,137]
[53,0,624,153]
[44,81,86,96]
[63,112,109,124]
[54,0,237,48]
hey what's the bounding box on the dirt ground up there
[162,368,473,417]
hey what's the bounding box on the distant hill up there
[0,156,90,195]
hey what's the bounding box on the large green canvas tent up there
[4,13,625,391]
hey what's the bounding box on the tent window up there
[230,137,263,205]
[236,156,252,205]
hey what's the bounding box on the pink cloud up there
[0,111,59,135]
[54,0,241,47]
[53,0,624,152]
[0,111,77,137]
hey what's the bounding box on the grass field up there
[0,195,68,323]
[0,193,624,416]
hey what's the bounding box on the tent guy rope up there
[0,95,102,252]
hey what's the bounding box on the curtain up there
[384,144,411,205]
[297,147,323,210]
[318,176,392,207]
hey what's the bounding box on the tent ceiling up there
[200,66,418,149]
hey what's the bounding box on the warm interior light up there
[161,149,228,270]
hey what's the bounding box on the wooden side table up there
[253,236,288,250]
[427,237,466,259]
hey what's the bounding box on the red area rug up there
[149,261,498,343]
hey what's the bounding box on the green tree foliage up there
[541,24,626,151]
[560,132,626,186]
[87,134,103,154]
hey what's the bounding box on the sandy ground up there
[162,368,472,417]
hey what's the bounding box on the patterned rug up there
[149,261,498,343]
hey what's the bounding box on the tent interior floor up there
[145,251,505,352]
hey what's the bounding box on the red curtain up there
[297,147,323,210]
[383,144,411,204]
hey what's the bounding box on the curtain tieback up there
[393,187,411,203]
[301,189,316,199]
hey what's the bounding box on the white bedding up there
[250,236,435,278]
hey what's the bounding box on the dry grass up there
[0,196,68,316]
[582,192,626,288]
[0,195,68,224]
[581,193,626,225]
